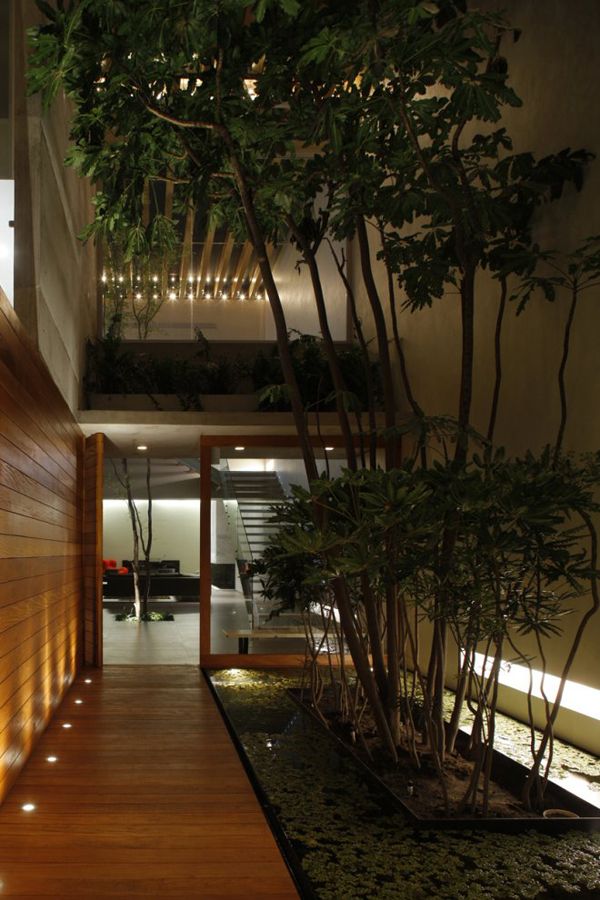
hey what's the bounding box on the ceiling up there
[78,410,345,458]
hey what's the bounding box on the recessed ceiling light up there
[46,756,58,763]
[234,446,245,451]
[74,699,83,705]
[325,446,334,451]
[137,445,148,451]
[62,723,72,729]
[84,679,92,684]
[21,803,36,812]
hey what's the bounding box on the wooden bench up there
[223,628,313,654]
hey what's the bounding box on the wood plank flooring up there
[0,666,298,899]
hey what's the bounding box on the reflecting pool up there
[210,669,600,900]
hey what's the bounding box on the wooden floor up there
[0,666,298,898]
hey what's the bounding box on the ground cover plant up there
[212,670,600,898]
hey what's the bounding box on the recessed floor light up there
[21,803,36,812]
[46,756,58,763]
[62,723,72,729]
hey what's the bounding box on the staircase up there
[220,470,286,562]
[220,470,288,625]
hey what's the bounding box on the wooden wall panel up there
[0,290,84,804]
[82,433,103,667]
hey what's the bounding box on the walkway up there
[0,666,298,898]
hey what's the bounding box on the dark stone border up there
[202,669,318,900]
[287,688,600,834]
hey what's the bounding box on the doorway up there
[101,456,201,664]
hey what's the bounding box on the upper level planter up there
[88,393,259,412]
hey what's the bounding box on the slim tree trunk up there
[355,216,398,470]
[486,277,507,445]
[332,576,398,761]
[522,510,599,807]
[113,458,142,619]
[455,265,476,463]
[288,218,357,470]
[219,127,317,481]
[386,582,401,745]
[361,573,387,700]
[328,240,378,469]
[142,458,153,618]
[553,280,579,466]
[447,643,472,754]
[378,224,424,421]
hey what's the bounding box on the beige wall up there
[12,1,97,412]
[351,0,600,750]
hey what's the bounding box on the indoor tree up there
[111,457,154,621]
[29,0,600,811]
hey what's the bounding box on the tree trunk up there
[455,264,476,463]
[361,573,387,701]
[219,127,317,481]
[328,240,378,468]
[522,510,599,807]
[355,216,397,470]
[121,459,141,620]
[386,582,401,745]
[142,457,153,618]
[288,218,357,470]
[333,576,398,761]
[379,225,424,421]
[486,277,507,445]
[553,281,579,465]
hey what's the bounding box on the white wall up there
[0,179,13,304]
[103,499,200,574]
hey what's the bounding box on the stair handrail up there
[218,462,253,561]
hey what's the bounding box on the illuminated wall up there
[103,500,201,575]
[351,0,600,750]
[0,288,83,803]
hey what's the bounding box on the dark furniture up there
[103,560,200,599]
[121,559,181,575]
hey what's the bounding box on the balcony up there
[84,332,377,414]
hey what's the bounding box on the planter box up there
[288,689,600,833]
[88,393,259,412]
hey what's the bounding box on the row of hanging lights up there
[100,272,266,301]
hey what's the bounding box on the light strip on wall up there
[467,651,600,720]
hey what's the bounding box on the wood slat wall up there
[0,289,84,803]
[82,434,103,667]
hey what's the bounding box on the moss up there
[210,669,600,899]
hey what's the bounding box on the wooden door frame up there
[83,432,104,667]
[199,433,359,668]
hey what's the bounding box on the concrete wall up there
[12,1,97,412]
[350,0,600,750]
